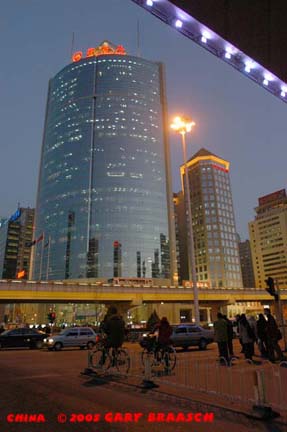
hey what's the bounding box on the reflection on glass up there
[32,53,172,280]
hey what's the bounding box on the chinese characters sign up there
[72,41,127,62]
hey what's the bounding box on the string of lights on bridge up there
[132,0,287,102]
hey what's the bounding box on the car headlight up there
[142,333,148,337]
[48,338,54,344]
[43,338,47,343]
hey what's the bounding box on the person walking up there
[238,314,255,360]
[264,308,284,362]
[223,315,234,357]
[257,313,268,357]
[214,312,229,364]
[235,314,244,353]
[248,316,257,357]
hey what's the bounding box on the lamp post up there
[171,116,200,325]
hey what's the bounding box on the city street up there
[0,342,285,432]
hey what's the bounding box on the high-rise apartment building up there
[249,189,287,289]
[32,41,176,282]
[0,208,34,279]
[238,238,255,288]
[176,148,242,288]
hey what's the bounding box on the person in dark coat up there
[154,317,173,348]
[257,314,268,357]
[264,308,284,362]
[238,314,255,360]
[223,315,234,357]
[214,312,229,363]
[100,306,125,349]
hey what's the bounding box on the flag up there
[27,233,44,247]
[26,240,36,248]
[36,233,44,243]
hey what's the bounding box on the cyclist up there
[99,306,125,349]
[93,306,129,371]
[153,316,173,357]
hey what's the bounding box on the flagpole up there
[28,225,36,281]
[39,233,45,280]
[46,236,51,280]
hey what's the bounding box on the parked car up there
[171,324,214,350]
[140,324,214,351]
[44,327,98,351]
[0,328,47,349]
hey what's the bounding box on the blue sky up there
[1,0,287,239]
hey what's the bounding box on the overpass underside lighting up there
[131,0,287,103]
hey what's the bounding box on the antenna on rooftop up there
[70,32,75,61]
[137,19,141,57]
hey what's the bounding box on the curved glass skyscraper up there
[32,42,176,281]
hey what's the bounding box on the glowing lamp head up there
[146,0,153,6]
[171,116,196,134]
[175,19,183,28]
[201,30,211,44]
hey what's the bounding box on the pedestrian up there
[214,312,229,364]
[236,314,244,353]
[238,314,255,360]
[264,308,284,362]
[257,314,268,357]
[223,315,234,357]
[248,316,257,357]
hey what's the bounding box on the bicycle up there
[90,341,130,374]
[140,335,176,371]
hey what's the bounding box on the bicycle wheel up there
[163,346,176,370]
[115,348,130,374]
[90,348,109,371]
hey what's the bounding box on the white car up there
[44,327,98,351]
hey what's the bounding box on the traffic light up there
[47,312,56,323]
[265,277,279,300]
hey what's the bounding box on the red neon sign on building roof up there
[72,41,127,63]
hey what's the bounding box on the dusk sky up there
[1,0,287,239]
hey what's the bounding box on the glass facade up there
[180,149,243,289]
[32,52,172,280]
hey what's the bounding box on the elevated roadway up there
[0,279,285,304]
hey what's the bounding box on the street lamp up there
[171,115,200,325]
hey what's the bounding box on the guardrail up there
[87,349,287,421]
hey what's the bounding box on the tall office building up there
[0,208,34,279]
[32,41,176,282]
[238,237,255,288]
[176,148,242,288]
[249,189,287,289]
